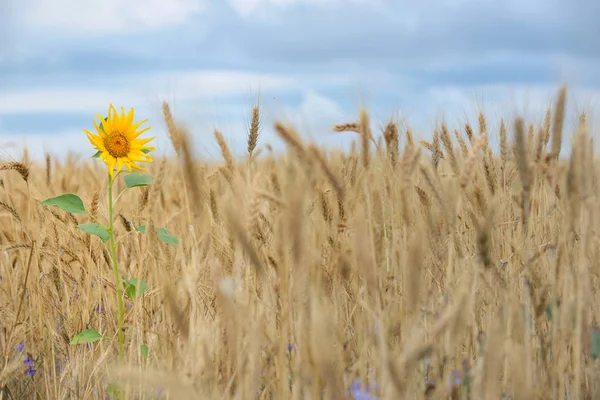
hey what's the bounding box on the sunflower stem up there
[108,172,125,361]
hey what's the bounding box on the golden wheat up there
[2,86,599,400]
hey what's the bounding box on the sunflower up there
[84,104,156,178]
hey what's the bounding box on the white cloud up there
[0,70,344,115]
[0,89,132,114]
[258,91,348,149]
[301,91,344,117]
[227,0,379,17]
[18,0,207,34]
[0,130,95,162]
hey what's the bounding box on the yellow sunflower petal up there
[116,107,127,133]
[107,156,117,178]
[131,137,156,147]
[93,119,107,138]
[129,118,148,130]
[85,131,106,150]
[127,151,153,162]
[130,163,146,171]
[125,108,134,127]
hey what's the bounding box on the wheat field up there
[1,86,599,399]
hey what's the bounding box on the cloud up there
[16,0,207,34]
[226,0,376,17]
[0,70,349,115]
[3,0,600,163]
[282,91,345,131]
[0,129,96,162]
[203,0,600,70]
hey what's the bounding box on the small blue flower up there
[16,342,24,352]
[24,354,36,376]
[450,369,461,386]
[349,379,362,392]
[348,378,379,400]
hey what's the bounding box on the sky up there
[1,0,599,163]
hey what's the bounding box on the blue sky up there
[1,0,599,162]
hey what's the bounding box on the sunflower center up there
[103,133,130,158]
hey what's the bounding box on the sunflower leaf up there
[107,384,123,399]
[123,278,147,301]
[593,328,600,360]
[142,149,152,154]
[124,173,153,188]
[98,117,108,134]
[71,329,103,345]
[157,228,179,246]
[78,223,110,243]
[92,151,102,158]
[41,194,86,214]
[140,344,149,359]
[135,225,179,246]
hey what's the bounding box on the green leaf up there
[41,194,86,214]
[107,383,122,399]
[124,173,153,188]
[70,328,103,344]
[123,278,147,300]
[593,328,600,360]
[92,151,102,158]
[157,227,179,246]
[140,344,149,360]
[545,304,552,321]
[142,149,152,154]
[98,117,108,134]
[78,223,110,243]
[135,225,179,246]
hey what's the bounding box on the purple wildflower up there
[348,378,379,400]
[450,369,461,386]
[24,354,36,376]
[16,341,24,352]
